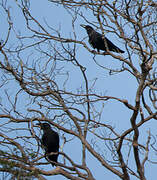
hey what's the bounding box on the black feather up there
[81,24,124,53]
[37,123,59,166]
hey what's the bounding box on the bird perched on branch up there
[80,24,124,54]
[36,122,59,166]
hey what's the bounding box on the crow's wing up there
[42,130,59,153]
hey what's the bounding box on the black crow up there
[37,123,59,166]
[80,24,124,53]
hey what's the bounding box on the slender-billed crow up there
[80,24,124,53]
[36,123,59,166]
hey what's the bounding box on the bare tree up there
[0,0,157,179]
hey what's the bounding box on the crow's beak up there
[36,123,42,128]
[80,24,86,28]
